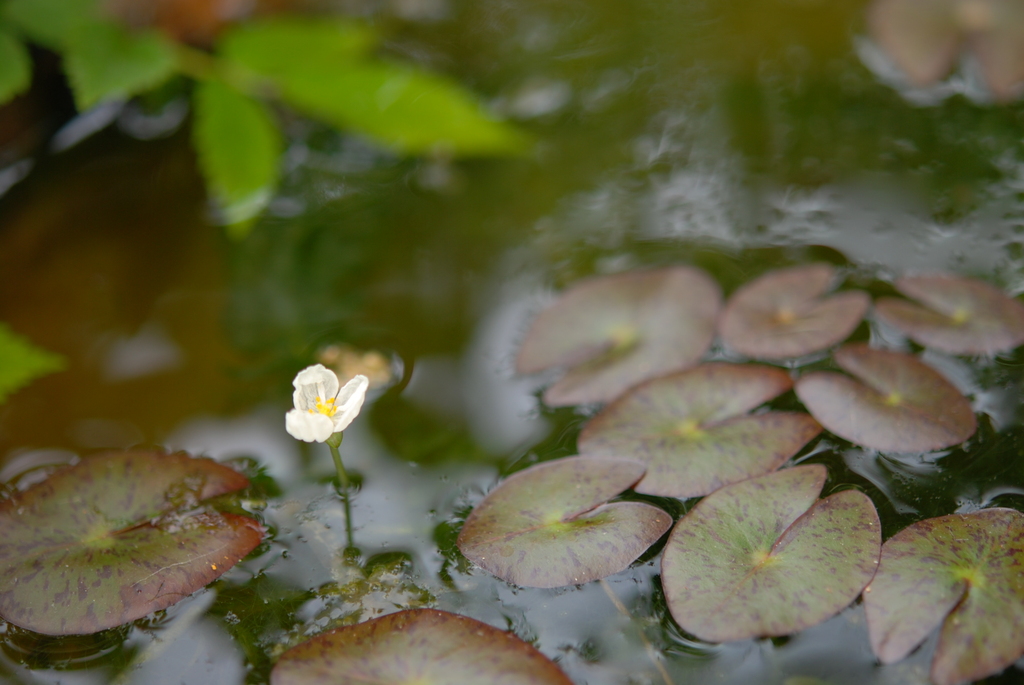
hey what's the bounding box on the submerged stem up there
[600,579,675,685]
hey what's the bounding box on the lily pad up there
[578,363,822,497]
[874,274,1024,355]
[516,267,721,406]
[794,344,976,453]
[270,608,574,685]
[863,509,1024,685]
[456,456,672,588]
[867,0,1024,101]
[718,264,869,360]
[661,465,881,642]
[0,450,264,635]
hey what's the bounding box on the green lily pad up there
[867,0,1024,101]
[270,608,574,685]
[864,509,1024,685]
[874,274,1024,355]
[516,267,721,406]
[794,344,976,453]
[718,264,869,360]
[456,456,672,588]
[661,465,881,642]
[578,363,821,497]
[0,450,264,635]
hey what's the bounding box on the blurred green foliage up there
[0,322,64,404]
[0,1,527,233]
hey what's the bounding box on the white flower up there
[285,364,369,443]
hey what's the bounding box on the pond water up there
[2,0,1024,683]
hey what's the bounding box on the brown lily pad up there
[661,465,881,642]
[794,344,976,453]
[456,456,672,588]
[718,263,869,360]
[864,509,1024,685]
[867,0,1024,101]
[874,274,1024,355]
[0,450,264,635]
[517,267,721,406]
[578,363,822,497]
[271,608,574,685]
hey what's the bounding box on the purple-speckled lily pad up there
[867,0,1024,101]
[874,274,1024,355]
[661,465,880,643]
[517,267,721,406]
[864,509,1024,685]
[578,363,821,497]
[718,264,869,360]
[456,456,672,588]
[794,344,976,453]
[0,450,264,635]
[270,608,574,685]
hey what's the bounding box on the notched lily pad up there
[874,274,1024,355]
[794,343,976,453]
[661,465,881,642]
[270,608,573,685]
[867,0,1024,101]
[517,267,721,406]
[456,456,672,588]
[578,363,821,497]
[864,509,1024,685]
[718,263,869,360]
[0,450,264,635]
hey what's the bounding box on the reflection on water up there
[2,0,1024,683]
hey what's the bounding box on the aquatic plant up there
[577,363,821,497]
[285,365,368,446]
[456,456,671,587]
[271,609,574,685]
[516,266,720,406]
[874,274,1024,354]
[718,263,869,359]
[867,0,1024,101]
[660,465,880,642]
[795,343,977,453]
[0,450,263,635]
[864,509,1024,685]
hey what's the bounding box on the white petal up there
[285,409,335,443]
[331,374,369,433]
[291,364,340,411]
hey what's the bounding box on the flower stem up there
[326,432,349,490]
[326,432,355,548]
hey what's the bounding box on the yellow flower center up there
[312,396,338,416]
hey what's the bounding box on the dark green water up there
[2,0,1024,683]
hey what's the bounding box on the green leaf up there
[0,29,31,104]
[192,79,281,226]
[0,450,264,636]
[456,456,672,588]
[63,22,176,109]
[219,16,377,79]
[578,363,822,497]
[2,0,96,49]
[268,61,528,156]
[0,323,65,404]
[271,609,574,685]
[661,465,881,642]
[864,509,1024,685]
[517,267,722,406]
